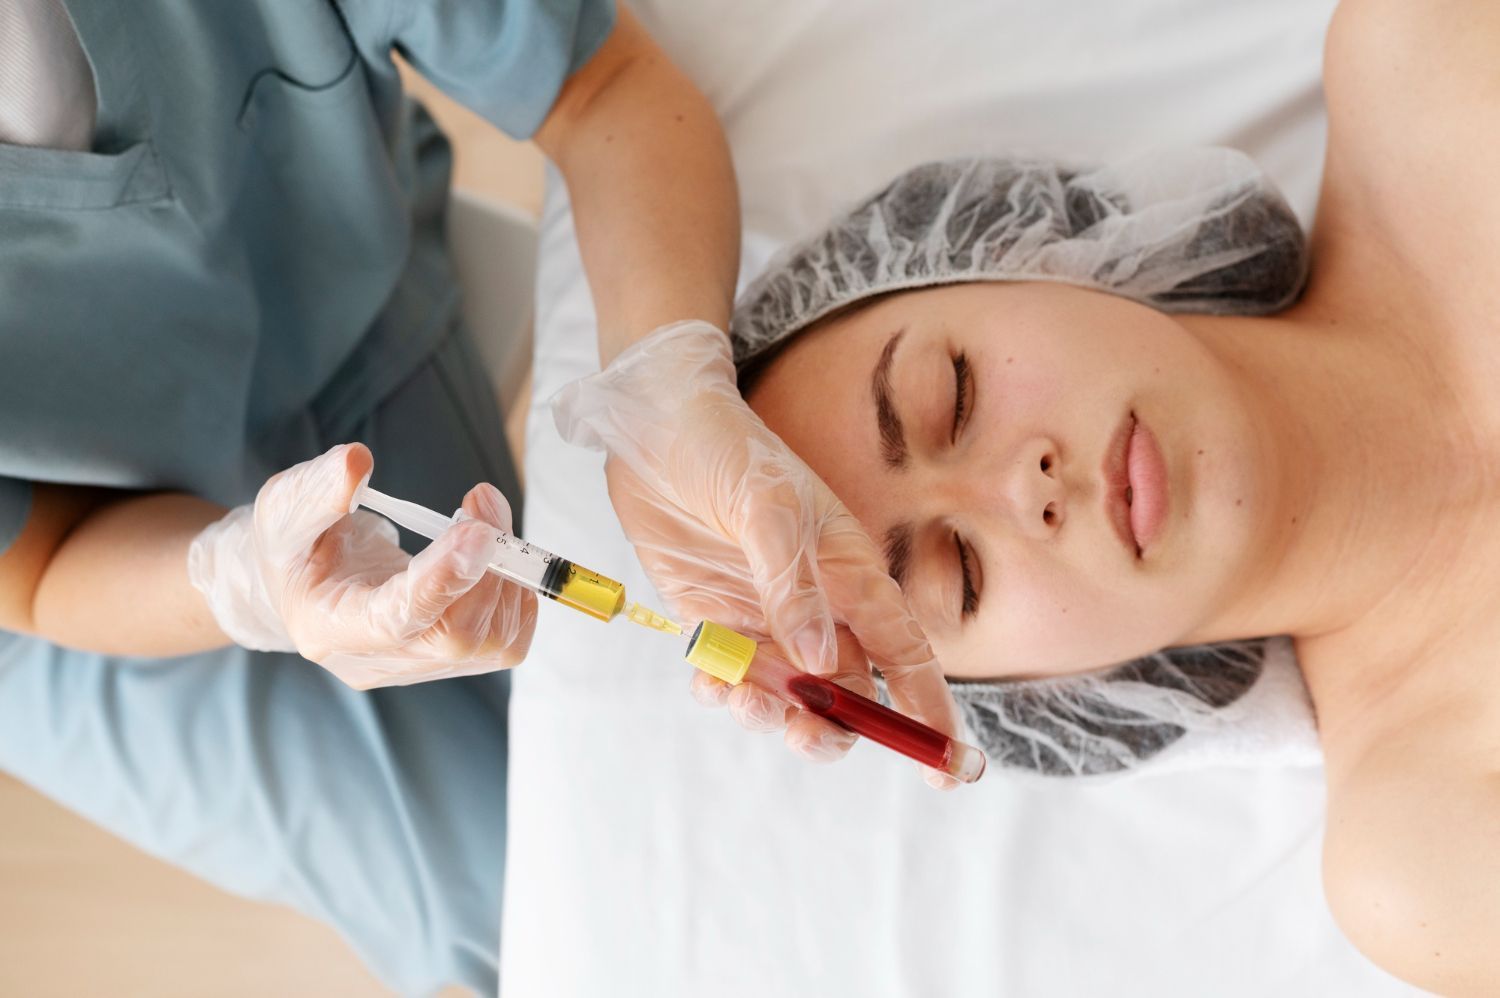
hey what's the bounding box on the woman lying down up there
[558,4,1500,994]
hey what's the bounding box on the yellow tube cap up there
[685,621,757,685]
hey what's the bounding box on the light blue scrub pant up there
[0,328,517,996]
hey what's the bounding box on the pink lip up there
[1101,411,1170,558]
[1102,413,1137,557]
[1126,420,1169,553]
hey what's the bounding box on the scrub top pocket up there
[0,140,169,211]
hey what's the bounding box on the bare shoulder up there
[1324,0,1500,124]
[1320,0,1500,235]
[1323,0,1500,185]
[1310,1,1500,313]
[1321,692,1500,996]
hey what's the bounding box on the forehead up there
[774,282,1068,358]
[747,284,1007,441]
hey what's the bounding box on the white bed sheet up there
[503,2,1420,995]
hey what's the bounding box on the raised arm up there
[533,5,739,363]
[529,9,962,781]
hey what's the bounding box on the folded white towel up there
[1143,637,1322,777]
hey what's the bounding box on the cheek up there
[977,333,1130,441]
[983,343,1067,416]
[975,555,1187,676]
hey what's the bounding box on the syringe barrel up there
[482,533,624,622]
[358,487,623,623]
[485,531,559,592]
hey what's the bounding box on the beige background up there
[0,69,542,998]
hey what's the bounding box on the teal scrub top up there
[0,0,614,553]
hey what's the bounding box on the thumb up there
[255,443,374,564]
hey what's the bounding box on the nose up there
[1003,437,1064,539]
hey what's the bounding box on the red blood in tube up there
[786,674,952,770]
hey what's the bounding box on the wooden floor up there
[0,69,542,997]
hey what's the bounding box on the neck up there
[1180,305,1493,649]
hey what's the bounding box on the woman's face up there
[746,282,1266,679]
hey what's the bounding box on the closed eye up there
[955,532,979,619]
[951,351,972,444]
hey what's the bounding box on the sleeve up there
[0,477,33,557]
[389,0,617,139]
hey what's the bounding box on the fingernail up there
[800,741,841,763]
[690,674,729,707]
[450,523,498,579]
[339,445,373,513]
[740,692,783,731]
[478,485,512,530]
[923,767,958,791]
[744,708,779,731]
[798,733,849,763]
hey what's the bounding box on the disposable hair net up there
[730,148,1310,778]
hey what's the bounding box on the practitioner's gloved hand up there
[188,443,537,689]
[554,320,961,787]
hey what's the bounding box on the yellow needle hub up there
[625,601,683,635]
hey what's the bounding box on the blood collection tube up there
[684,621,987,784]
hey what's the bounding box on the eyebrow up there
[872,329,908,469]
[882,520,914,588]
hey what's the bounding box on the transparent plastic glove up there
[188,443,537,689]
[554,320,962,786]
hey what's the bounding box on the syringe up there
[358,486,985,783]
[359,486,645,625]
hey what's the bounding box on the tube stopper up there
[684,621,757,685]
